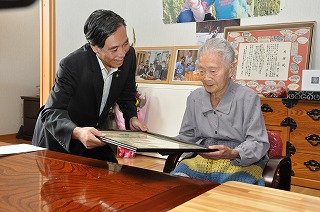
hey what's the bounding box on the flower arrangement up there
[114,85,150,158]
[135,86,146,113]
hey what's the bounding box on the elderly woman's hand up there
[199,145,239,160]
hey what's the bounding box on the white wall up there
[0,2,40,135]
[55,0,126,67]
[55,0,320,137]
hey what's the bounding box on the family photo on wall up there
[135,46,203,85]
[171,47,201,85]
[162,0,282,24]
[135,47,173,83]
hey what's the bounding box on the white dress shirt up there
[96,55,118,115]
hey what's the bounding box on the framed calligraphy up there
[224,21,315,91]
[135,47,174,84]
[98,130,216,154]
[169,46,201,85]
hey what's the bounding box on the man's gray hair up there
[198,38,235,69]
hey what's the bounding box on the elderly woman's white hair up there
[197,37,235,69]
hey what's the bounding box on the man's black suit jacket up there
[32,43,137,162]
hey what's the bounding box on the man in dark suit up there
[32,9,147,162]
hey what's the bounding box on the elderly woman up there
[171,38,270,185]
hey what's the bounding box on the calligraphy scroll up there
[224,21,315,92]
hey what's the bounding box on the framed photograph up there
[135,47,174,84]
[196,19,240,45]
[169,46,201,85]
[224,21,315,92]
[98,130,216,155]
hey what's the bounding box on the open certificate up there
[98,130,216,154]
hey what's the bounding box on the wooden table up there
[0,144,217,211]
[171,181,320,212]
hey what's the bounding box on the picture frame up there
[169,46,201,85]
[224,21,315,92]
[196,19,241,45]
[98,130,216,154]
[135,47,174,84]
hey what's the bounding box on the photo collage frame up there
[135,46,201,85]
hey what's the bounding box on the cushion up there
[267,131,283,158]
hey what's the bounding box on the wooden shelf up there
[21,96,40,141]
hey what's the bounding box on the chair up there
[163,131,292,191]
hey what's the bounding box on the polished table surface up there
[171,181,320,212]
[0,143,217,211]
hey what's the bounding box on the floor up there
[1,135,320,198]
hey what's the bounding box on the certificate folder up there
[98,130,216,155]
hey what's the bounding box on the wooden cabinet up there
[21,96,40,141]
[288,100,320,189]
[260,97,289,156]
[260,97,320,189]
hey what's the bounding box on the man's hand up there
[199,145,239,160]
[72,127,106,149]
[129,116,148,131]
